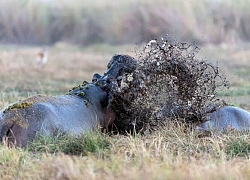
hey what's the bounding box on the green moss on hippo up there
[84,100,89,107]
[94,82,100,86]
[80,92,85,96]
[3,102,33,113]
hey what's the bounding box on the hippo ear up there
[92,73,102,83]
[104,54,138,78]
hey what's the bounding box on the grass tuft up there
[226,138,250,158]
[26,131,110,156]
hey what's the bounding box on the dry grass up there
[1,125,250,179]
[0,42,135,107]
[0,0,250,45]
[199,43,250,110]
[0,42,250,179]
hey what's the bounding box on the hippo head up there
[91,54,138,125]
[92,54,138,92]
[105,54,138,77]
[90,54,138,128]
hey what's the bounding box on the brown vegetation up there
[0,0,250,45]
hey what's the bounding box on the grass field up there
[0,42,250,179]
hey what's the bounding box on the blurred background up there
[0,0,250,110]
[0,0,249,46]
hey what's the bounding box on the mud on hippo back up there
[0,54,137,147]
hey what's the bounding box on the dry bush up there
[109,38,229,133]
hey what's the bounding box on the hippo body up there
[196,106,250,131]
[0,54,138,147]
[0,84,115,146]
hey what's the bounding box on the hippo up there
[159,103,250,131]
[0,85,113,147]
[0,54,137,147]
[196,106,250,131]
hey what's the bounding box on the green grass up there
[217,86,250,96]
[226,138,250,158]
[26,131,110,156]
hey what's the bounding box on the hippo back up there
[0,84,108,146]
[196,106,250,131]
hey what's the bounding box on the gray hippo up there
[0,54,137,147]
[196,106,250,131]
[159,104,250,131]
